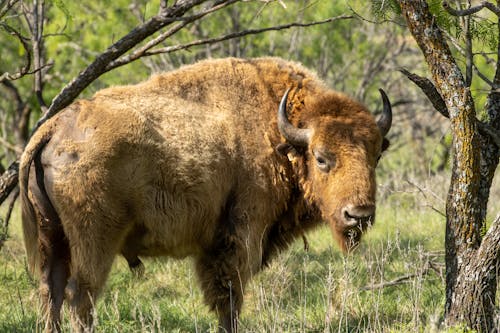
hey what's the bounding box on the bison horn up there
[377,89,392,137]
[277,89,312,147]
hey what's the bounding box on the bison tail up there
[19,129,53,276]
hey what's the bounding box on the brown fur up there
[19,57,388,332]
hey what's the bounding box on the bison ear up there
[276,143,300,161]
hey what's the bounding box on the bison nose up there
[342,204,375,227]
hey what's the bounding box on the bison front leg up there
[196,228,251,333]
[196,249,246,333]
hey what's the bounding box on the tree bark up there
[0,161,18,206]
[398,1,499,331]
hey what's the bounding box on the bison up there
[20,57,392,332]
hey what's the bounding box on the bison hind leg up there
[30,166,70,332]
[63,218,130,332]
[39,238,70,333]
[121,225,146,277]
[126,255,145,278]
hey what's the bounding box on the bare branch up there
[477,122,500,148]
[398,68,449,117]
[472,64,496,87]
[442,28,498,88]
[464,12,473,87]
[360,272,421,290]
[0,137,23,155]
[406,179,446,211]
[0,161,18,207]
[0,187,18,251]
[360,260,437,291]
[32,0,47,111]
[108,0,241,70]
[33,0,212,132]
[129,15,355,62]
[0,0,19,20]
[479,213,500,252]
[482,1,500,15]
[442,1,500,16]
[347,2,405,26]
[399,68,500,149]
[0,22,31,82]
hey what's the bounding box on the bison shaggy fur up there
[20,57,391,332]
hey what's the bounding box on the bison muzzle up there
[20,57,392,332]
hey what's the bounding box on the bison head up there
[277,89,391,252]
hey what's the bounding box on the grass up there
[0,167,498,332]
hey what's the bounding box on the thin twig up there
[425,205,447,217]
[406,179,446,204]
[405,179,447,217]
[0,22,31,82]
[32,0,47,111]
[34,0,218,132]
[0,137,23,154]
[464,9,473,87]
[138,15,355,59]
[477,121,500,148]
[0,186,18,251]
[107,0,241,70]
[472,64,496,87]
[442,29,498,88]
[442,1,500,16]
[4,187,19,233]
[0,161,18,207]
[347,2,405,27]
[360,262,432,291]
[0,0,19,20]
[360,272,423,290]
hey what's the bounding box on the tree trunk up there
[397,1,500,331]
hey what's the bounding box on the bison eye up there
[313,151,333,173]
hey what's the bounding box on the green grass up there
[0,169,497,332]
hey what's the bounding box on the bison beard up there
[19,57,391,333]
